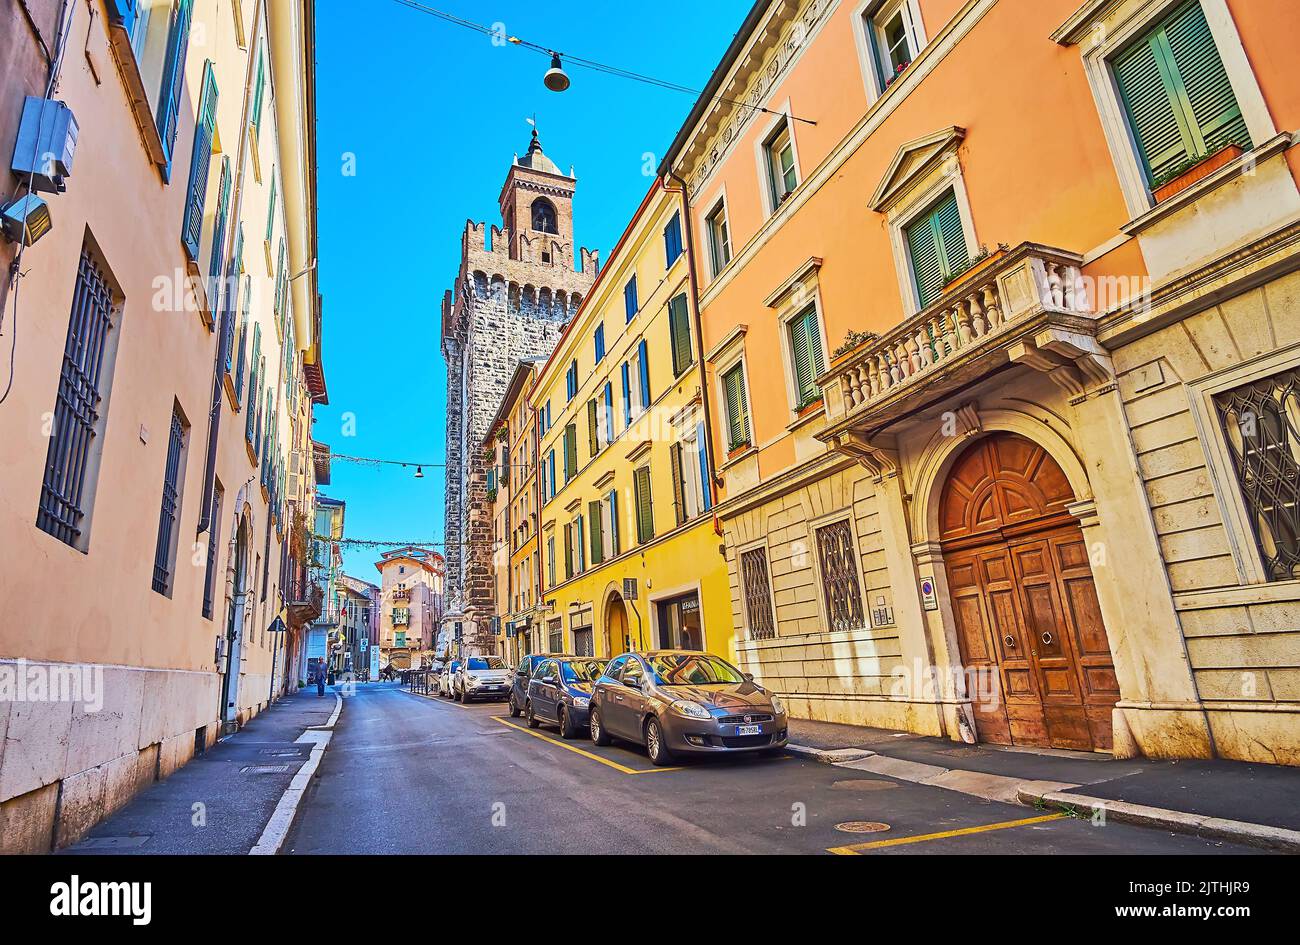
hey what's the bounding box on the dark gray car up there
[589,650,788,765]
[525,657,605,738]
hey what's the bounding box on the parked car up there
[438,660,461,698]
[507,653,575,718]
[589,650,788,765]
[525,657,605,738]
[454,655,511,703]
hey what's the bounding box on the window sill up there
[786,401,826,432]
[105,21,169,172]
[223,372,241,411]
[1120,132,1292,238]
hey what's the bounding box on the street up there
[283,684,1260,855]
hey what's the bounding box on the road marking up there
[492,717,682,775]
[827,812,1067,855]
[401,689,508,713]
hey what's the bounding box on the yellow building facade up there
[531,185,733,662]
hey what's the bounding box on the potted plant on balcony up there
[795,389,825,419]
[942,243,1009,295]
[1151,144,1245,203]
[831,328,881,366]
[726,433,753,459]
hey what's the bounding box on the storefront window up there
[655,592,703,650]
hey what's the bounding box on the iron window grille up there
[1215,368,1300,582]
[815,519,867,631]
[37,247,118,548]
[741,547,777,640]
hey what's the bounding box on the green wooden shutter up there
[933,191,970,280]
[564,523,573,579]
[906,211,944,308]
[635,466,654,544]
[589,500,603,564]
[1165,2,1249,156]
[564,423,577,481]
[669,294,692,376]
[246,324,261,441]
[587,399,599,456]
[182,61,219,260]
[789,308,824,400]
[670,443,686,526]
[266,174,277,243]
[252,46,266,134]
[724,363,748,446]
[906,191,968,307]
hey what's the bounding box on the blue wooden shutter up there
[624,276,638,322]
[603,381,614,443]
[608,490,620,556]
[697,421,713,513]
[594,323,605,362]
[107,0,139,33]
[664,213,683,266]
[182,60,218,259]
[621,361,632,427]
[638,339,650,408]
[208,156,232,281]
[156,0,194,167]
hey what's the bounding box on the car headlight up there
[771,694,786,715]
[572,696,590,707]
[670,699,711,720]
[467,674,479,684]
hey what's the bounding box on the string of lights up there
[389,0,816,125]
[330,451,538,474]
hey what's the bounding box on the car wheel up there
[590,707,611,746]
[645,717,673,766]
[558,706,576,740]
[508,693,521,718]
[526,700,541,729]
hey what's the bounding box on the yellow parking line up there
[492,717,682,775]
[827,813,1067,855]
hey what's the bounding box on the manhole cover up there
[835,821,891,834]
[831,779,897,792]
[240,764,291,774]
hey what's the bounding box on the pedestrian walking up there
[316,667,326,697]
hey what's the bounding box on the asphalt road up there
[284,683,1260,855]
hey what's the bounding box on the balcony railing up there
[285,570,324,626]
[818,243,1099,434]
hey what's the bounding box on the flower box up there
[795,397,825,419]
[1152,145,1244,204]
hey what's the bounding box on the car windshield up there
[448,662,460,673]
[467,657,505,670]
[560,660,604,683]
[647,654,746,685]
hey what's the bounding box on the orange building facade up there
[662,0,1300,763]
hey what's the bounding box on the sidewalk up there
[64,688,341,855]
[788,717,1300,851]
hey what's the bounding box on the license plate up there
[735,724,762,736]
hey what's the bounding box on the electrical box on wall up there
[11,96,79,193]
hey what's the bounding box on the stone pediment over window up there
[869,126,966,212]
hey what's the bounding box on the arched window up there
[531,198,557,234]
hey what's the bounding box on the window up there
[547,449,556,499]
[576,516,586,573]
[251,43,267,138]
[182,61,219,262]
[245,323,262,445]
[668,293,693,377]
[266,173,277,246]
[865,0,923,91]
[636,340,651,411]
[607,489,621,557]
[202,481,224,618]
[547,535,556,587]
[531,198,558,234]
[151,404,190,595]
[722,362,751,451]
[664,212,684,267]
[655,593,703,650]
[634,464,654,544]
[815,519,866,631]
[37,243,122,550]
[563,422,577,482]
[706,200,732,274]
[741,547,777,640]
[564,522,574,579]
[787,305,826,409]
[764,122,798,210]
[670,423,712,525]
[624,275,638,322]
[587,398,600,457]
[594,323,605,362]
[905,189,970,309]
[548,619,564,654]
[566,360,578,401]
[588,500,605,565]
[156,0,195,169]
[208,157,232,284]
[621,656,645,687]
[603,382,615,445]
[1214,367,1300,582]
[1111,0,1251,188]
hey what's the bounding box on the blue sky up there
[315,0,750,576]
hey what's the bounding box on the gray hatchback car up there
[589,650,788,765]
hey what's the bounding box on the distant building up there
[338,574,380,679]
[375,547,445,670]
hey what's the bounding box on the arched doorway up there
[221,516,251,725]
[604,592,630,658]
[940,433,1118,751]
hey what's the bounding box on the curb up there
[1016,782,1300,854]
[249,692,343,855]
[786,743,876,764]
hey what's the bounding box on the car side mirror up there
[624,677,641,690]
[743,672,754,683]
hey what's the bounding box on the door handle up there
[1003,634,1015,648]
[1041,631,1053,646]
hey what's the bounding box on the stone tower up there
[440,131,598,654]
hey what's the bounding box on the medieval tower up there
[440,131,599,654]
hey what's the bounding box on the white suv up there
[455,655,510,703]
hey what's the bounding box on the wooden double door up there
[940,434,1119,751]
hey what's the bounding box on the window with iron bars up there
[1215,367,1300,582]
[815,519,866,631]
[37,244,121,549]
[740,546,777,640]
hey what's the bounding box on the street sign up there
[267,615,287,634]
[360,637,369,652]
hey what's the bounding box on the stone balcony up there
[817,242,1111,451]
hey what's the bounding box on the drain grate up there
[835,821,891,834]
[240,764,291,774]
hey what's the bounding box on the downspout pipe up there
[663,171,722,500]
